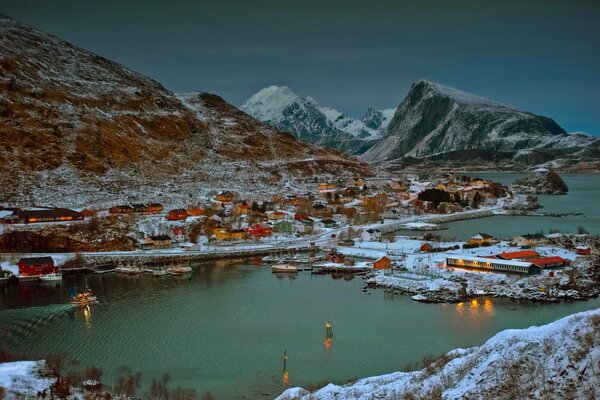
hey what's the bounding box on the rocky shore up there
[512,169,569,194]
[367,256,600,303]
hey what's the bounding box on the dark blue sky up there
[2,0,599,134]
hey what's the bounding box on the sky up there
[1,0,599,134]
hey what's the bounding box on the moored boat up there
[166,265,192,275]
[153,269,168,277]
[272,263,298,273]
[39,272,62,282]
[116,264,144,275]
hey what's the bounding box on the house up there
[326,253,345,264]
[575,246,592,255]
[18,257,56,276]
[273,221,293,234]
[350,178,366,188]
[143,235,173,249]
[467,233,494,246]
[247,224,273,237]
[109,205,134,214]
[318,182,337,192]
[172,227,187,242]
[187,207,206,217]
[513,233,547,247]
[496,250,540,261]
[132,203,147,214]
[167,209,188,221]
[80,209,95,218]
[446,255,539,275]
[294,213,310,220]
[234,203,251,215]
[9,208,84,224]
[267,211,287,220]
[216,191,235,202]
[391,181,408,192]
[374,256,392,270]
[420,243,432,252]
[146,203,164,214]
[360,229,381,242]
[529,256,569,269]
[213,228,246,241]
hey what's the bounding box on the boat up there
[70,289,98,306]
[166,265,192,275]
[115,263,144,275]
[39,272,62,282]
[261,255,278,263]
[272,263,298,273]
[153,269,168,277]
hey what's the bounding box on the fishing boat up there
[70,289,98,306]
[272,262,298,273]
[39,272,62,282]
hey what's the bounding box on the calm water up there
[397,173,600,240]
[1,261,599,399]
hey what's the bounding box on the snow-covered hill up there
[278,308,600,399]
[362,80,600,170]
[0,14,371,207]
[241,86,393,153]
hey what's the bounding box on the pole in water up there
[282,350,289,385]
[283,349,288,372]
[325,320,333,339]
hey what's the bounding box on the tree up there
[115,366,142,396]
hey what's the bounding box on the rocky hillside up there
[362,80,599,170]
[241,85,393,154]
[512,169,569,194]
[0,14,371,207]
[278,308,600,399]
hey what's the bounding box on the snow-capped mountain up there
[362,80,599,170]
[0,14,371,207]
[241,85,393,153]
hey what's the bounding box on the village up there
[0,174,597,303]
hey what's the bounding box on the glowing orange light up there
[324,338,332,350]
[282,371,289,385]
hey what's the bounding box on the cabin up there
[513,233,547,247]
[80,209,95,218]
[187,207,206,217]
[216,191,235,202]
[318,182,337,192]
[234,203,251,215]
[146,203,164,214]
[327,253,345,264]
[213,228,246,241]
[360,229,381,242]
[246,224,273,238]
[143,235,173,249]
[374,256,392,270]
[467,233,494,246]
[446,256,539,275]
[420,243,432,252]
[496,250,540,261]
[167,209,189,221]
[321,218,337,228]
[575,246,591,256]
[109,205,134,214]
[18,257,57,276]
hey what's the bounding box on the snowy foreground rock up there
[277,309,600,400]
[0,361,54,398]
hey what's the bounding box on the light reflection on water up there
[0,263,598,399]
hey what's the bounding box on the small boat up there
[70,289,98,306]
[272,263,298,273]
[166,265,192,275]
[153,269,168,277]
[39,272,62,282]
[261,255,278,263]
[116,264,144,275]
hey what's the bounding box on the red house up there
[167,209,189,221]
[294,213,309,220]
[246,223,272,237]
[576,246,591,256]
[18,257,56,276]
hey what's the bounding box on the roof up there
[20,256,54,266]
[528,256,566,266]
[470,232,493,240]
[496,250,539,260]
[18,208,83,219]
[446,255,534,268]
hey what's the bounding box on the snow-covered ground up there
[0,361,54,398]
[277,308,600,399]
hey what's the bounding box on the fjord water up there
[1,263,599,399]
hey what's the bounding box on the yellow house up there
[467,233,494,246]
[213,228,245,241]
[318,182,337,191]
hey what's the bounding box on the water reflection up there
[455,297,495,320]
